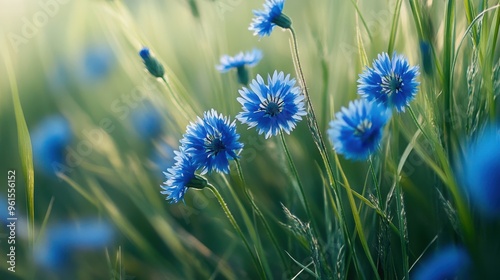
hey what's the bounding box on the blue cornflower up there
[31,115,72,174]
[413,246,470,280]
[181,109,244,174]
[461,127,500,216]
[217,49,263,84]
[131,105,163,139]
[139,47,165,78]
[34,220,114,269]
[237,71,306,138]
[80,45,114,83]
[328,99,390,161]
[161,149,205,204]
[250,0,291,38]
[358,52,419,112]
[217,49,263,73]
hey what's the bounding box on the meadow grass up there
[1,0,500,279]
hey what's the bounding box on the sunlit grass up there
[1,0,499,279]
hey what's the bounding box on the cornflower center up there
[261,96,284,117]
[205,134,225,156]
[354,119,372,136]
[381,73,403,96]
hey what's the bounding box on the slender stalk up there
[387,0,403,55]
[320,59,330,130]
[279,131,318,235]
[443,0,456,163]
[369,158,382,209]
[408,106,433,144]
[334,155,381,280]
[1,39,35,252]
[206,183,267,279]
[395,181,409,280]
[391,119,409,280]
[160,76,193,123]
[288,27,380,278]
[219,175,260,257]
[234,159,289,275]
[288,27,337,201]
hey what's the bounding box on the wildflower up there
[31,115,72,175]
[181,109,243,174]
[217,49,263,85]
[328,99,390,161]
[357,52,419,112]
[150,141,176,174]
[80,45,114,83]
[161,148,207,203]
[413,246,470,280]
[461,127,500,216]
[131,105,163,139]
[237,71,306,138]
[34,220,114,269]
[139,47,165,78]
[249,0,291,38]
[419,41,434,76]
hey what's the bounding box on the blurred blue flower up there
[131,105,163,139]
[328,99,390,161]
[413,246,470,280]
[237,71,306,138]
[461,127,500,216]
[217,49,263,73]
[34,220,114,269]
[151,141,176,173]
[250,0,291,38]
[419,41,434,76]
[80,45,114,83]
[217,49,263,84]
[181,109,243,174]
[358,52,419,112]
[139,47,151,61]
[139,47,165,78]
[31,115,72,174]
[160,148,199,204]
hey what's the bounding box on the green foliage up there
[1,0,500,279]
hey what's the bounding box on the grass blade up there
[1,37,35,249]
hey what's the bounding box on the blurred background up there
[0,0,499,279]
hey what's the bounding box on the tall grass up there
[1,0,499,279]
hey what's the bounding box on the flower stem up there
[206,183,267,279]
[288,28,337,193]
[279,131,316,230]
[160,76,193,123]
[234,159,289,274]
[288,27,380,279]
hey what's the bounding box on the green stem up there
[289,27,383,278]
[443,0,456,163]
[387,0,403,55]
[395,182,409,280]
[160,76,193,123]
[392,119,409,280]
[334,155,381,280]
[408,106,433,144]
[234,159,288,275]
[320,59,330,130]
[369,158,382,208]
[279,131,318,235]
[1,39,35,252]
[207,184,267,279]
[288,27,337,200]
